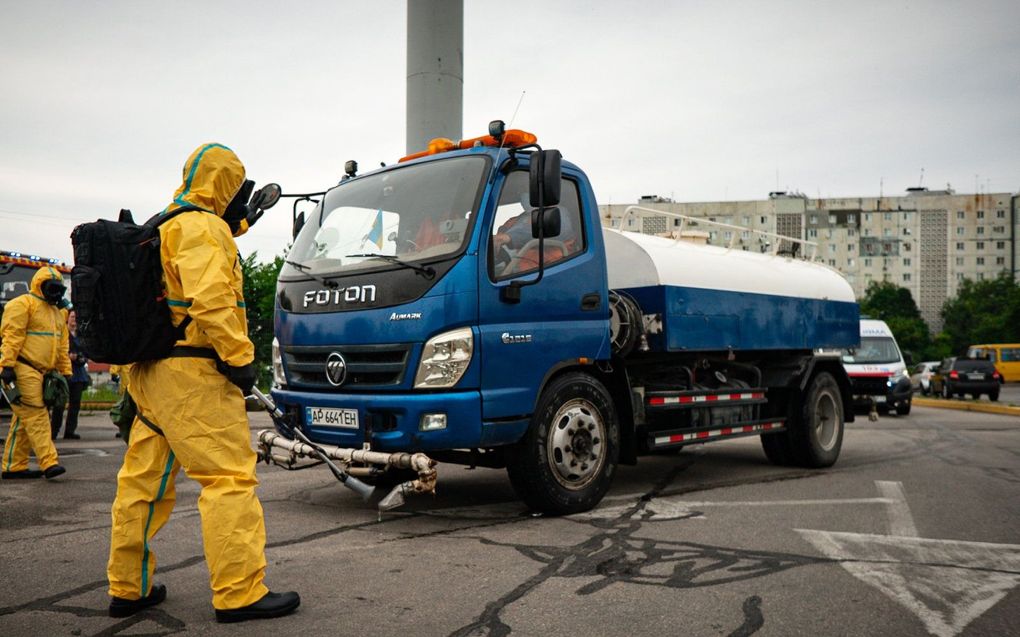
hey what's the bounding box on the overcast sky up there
[2,0,1018,264]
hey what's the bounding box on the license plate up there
[874,395,887,403]
[306,406,359,429]
[968,373,984,380]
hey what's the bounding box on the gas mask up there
[223,179,256,235]
[41,279,67,305]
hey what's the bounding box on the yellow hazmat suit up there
[1,267,71,473]
[107,143,269,610]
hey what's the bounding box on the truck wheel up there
[989,391,999,402]
[896,398,911,416]
[506,372,619,515]
[761,432,795,466]
[789,372,844,467]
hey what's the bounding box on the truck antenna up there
[495,91,527,157]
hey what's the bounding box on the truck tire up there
[761,431,796,466]
[789,372,844,467]
[506,372,619,515]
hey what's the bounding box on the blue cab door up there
[476,165,609,425]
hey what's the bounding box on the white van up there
[841,319,912,415]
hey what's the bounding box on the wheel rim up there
[813,390,839,451]
[546,398,607,490]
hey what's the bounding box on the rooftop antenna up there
[918,167,924,188]
[879,177,884,199]
[493,90,527,158]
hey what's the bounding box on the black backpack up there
[70,206,198,364]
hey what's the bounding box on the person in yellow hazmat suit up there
[106,143,299,623]
[1,266,71,480]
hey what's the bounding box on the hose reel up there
[609,291,643,357]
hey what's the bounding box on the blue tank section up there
[621,284,858,352]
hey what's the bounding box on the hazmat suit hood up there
[167,143,246,217]
[30,266,66,304]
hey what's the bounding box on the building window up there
[760,216,767,224]
[808,229,818,238]
[956,211,965,219]
[848,214,856,223]
[864,258,872,267]
[864,213,872,222]
[956,227,965,236]
[848,243,856,252]
[883,228,892,237]
[903,242,911,251]
[977,210,985,219]
[809,215,818,224]
[743,216,751,225]
[997,210,1005,219]
[957,273,964,281]
[977,273,985,281]
[884,212,892,221]
[996,256,1005,265]
[997,241,1005,250]
[956,242,965,250]
[977,241,985,250]
[956,257,964,266]
[828,259,836,266]
[829,243,837,252]
[903,273,911,282]
[724,231,733,240]
[977,226,985,235]
[848,258,855,267]
[848,228,857,237]
[993,226,1005,233]
[903,258,911,266]
[977,257,985,265]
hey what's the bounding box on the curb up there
[913,397,1020,417]
[81,402,116,411]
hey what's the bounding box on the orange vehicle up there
[966,344,1020,382]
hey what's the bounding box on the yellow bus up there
[966,344,1020,382]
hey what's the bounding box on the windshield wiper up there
[345,253,436,279]
[285,260,339,289]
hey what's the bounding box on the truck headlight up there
[414,327,473,388]
[272,337,286,387]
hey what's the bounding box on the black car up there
[929,357,1002,401]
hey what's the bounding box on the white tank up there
[603,228,855,303]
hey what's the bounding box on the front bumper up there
[850,376,912,407]
[270,387,528,452]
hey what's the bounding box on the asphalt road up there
[1,405,1018,637]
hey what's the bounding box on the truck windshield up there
[842,336,901,364]
[284,155,489,277]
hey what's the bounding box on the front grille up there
[850,376,888,396]
[284,344,411,390]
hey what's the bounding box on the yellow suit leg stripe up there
[140,450,175,595]
[4,417,19,471]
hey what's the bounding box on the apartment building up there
[600,189,1019,332]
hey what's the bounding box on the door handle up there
[580,293,601,311]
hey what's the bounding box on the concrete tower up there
[406,0,463,155]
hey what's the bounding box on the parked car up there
[910,361,940,395]
[966,344,1020,382]
[929,358,1002,401]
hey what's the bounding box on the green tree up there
[940,272,1020,355]
[859,280,932,360]
[240,252,284,388]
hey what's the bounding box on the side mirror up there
[293,211,305,239]
[529,150,561,208]
[531,206,561,239]
[253,183,282,211]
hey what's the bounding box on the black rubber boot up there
[43,465,66,480]
[64,433,81,440]
[109,583,167,618]
[2,469,44,479]
[215,591,301,623]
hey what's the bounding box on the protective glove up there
[1,367,15,384]
[225,364,257,395]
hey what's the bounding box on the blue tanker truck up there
[261,122,859,514]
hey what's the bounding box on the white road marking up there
[797,529,1020,637]
[874,480,918,536]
